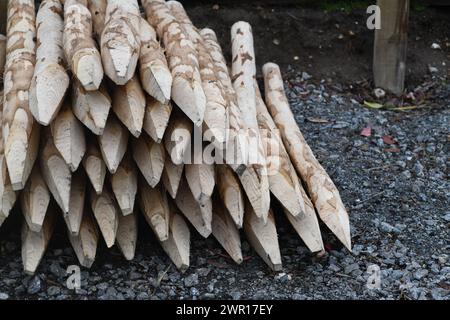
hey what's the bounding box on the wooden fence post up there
[373,0,410,95]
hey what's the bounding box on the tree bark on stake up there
[230,22,270,222]
[3,0,40,191]
[40,128,72,214]
[20,166,50,233]
[159,204,190,272]
[30,0,69,126]
[215,164,244,229]
[200,28,247,172]
[101,0,141,85]
[138,179,169,241]
[72,80,111,136]
[90,186,119,248]
[68,209,99,268]
[167,1,228,148]
[262,62,351,251]
[139,18,172,104]
[51,101,86,172]
[112,75,146,138]
[64,168,86,236]
[82,139,106,194]
[142,0,206,126]
[143,95,172,144]
[255,83,324,252]
[63,0,103,91]
[132,133,165,188]
[110,152,137,216]
[255,84,302,217]
[21,210,56,275]
[243,202,282,272]
[162,154,184,199]
[185,163,215,207]
[98,114,129,174]
[87,0,107,43]
[116,210,138,261]
[212,195,243,264]
[0,97,17,226]
[163,112,192,165]
[0,34,5,86]
[175,176,212,238]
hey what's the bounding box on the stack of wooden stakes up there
[0,0,351,275]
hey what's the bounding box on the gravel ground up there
[0,67,448,300]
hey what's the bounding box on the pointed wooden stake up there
[139,18,172,104]
[21,210,56,275]
[159,206,190,272]
[162,155,184,199]
[68,210,99,268]
[163,113,192,165]
[51,102,86,172]
[244,203,282,272]
[116,210,138,261]
[98,114,129,174]
[64,169,86,236]
[132,133,165,188]
[216,164,244,228]
[263,62,351,251]
[112,76,146,138]
[30,0,69,126]
[40,128,72,214]
[175,177,212,238]
[138,179,169,241]
[239,166,270,224]
[143,96,172,143]
[72,80,111,136]
[20,166,50,232]
[110,153,137,216]
[212,196,243,264]
[83,140,107,194]
[185,163,215,208]
[90,187,119,248]
[87,0,107,43]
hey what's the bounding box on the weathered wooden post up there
[373,0,410,95]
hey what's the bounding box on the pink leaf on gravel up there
[360,126,372,137]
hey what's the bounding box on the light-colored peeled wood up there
[263,62,351,250]
[21,210,56,275]
[132,133,165,188]
[116,210,138,261]
[143,96,172,144]
[30,0,69,126]
[238,166,270,224]
[82,140,106,194]
[142,0,206,126]
[110,152,137,216]
[175,176,212,238]
[101,0,141,85]
[20,166,50,232]
[244,203,282,271]
[3,0,40,191]
[112,75,146,138]
[138,179,169,241]
[159,206,190,272]
[139,18,172,104]
[64,169,86,236]
[72,80,111,136]
[215,164,244,228]
[185,163,215,207]
[87,0,107,42]
[40,128,72,214]
[162,154,184,199]
[98,114,129,174]
[163,112,192,165]
[212,196,243,264]
[168,1,228,148]
[68,210,99,268]
[63,0,103,91]
[90,186,119,248]
[51,102,86,172]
